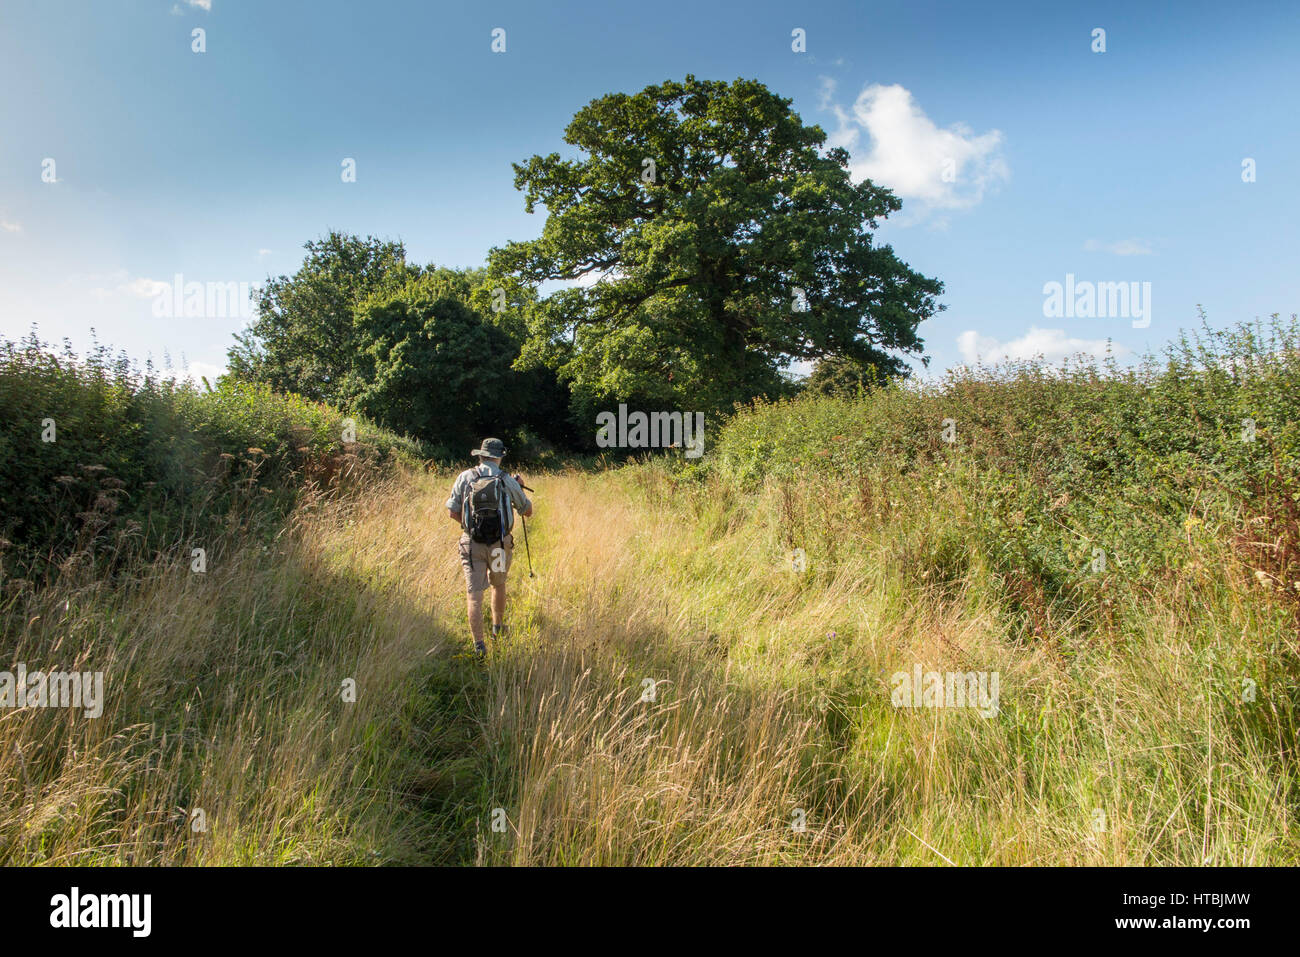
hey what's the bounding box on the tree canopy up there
[227,237,574,457]
[490,74,943,419]
[227,77,945,457]
[346,272,519,454]
[228,232,413,406]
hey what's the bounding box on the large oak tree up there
[490,75,944,420]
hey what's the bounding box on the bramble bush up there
[0,332,430,588]
[703,312,1300,635]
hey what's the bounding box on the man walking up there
[446,437,533,658]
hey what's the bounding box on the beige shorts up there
[458,532,514,593]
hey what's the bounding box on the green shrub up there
[706,313,1300,633]
[0,332,431,587]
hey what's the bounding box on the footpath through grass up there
[4,461,1297,864]
[465,465,1300,865]
[4,314,1298,864]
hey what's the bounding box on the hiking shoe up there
[492,623,509,641]
[473,639,487,659]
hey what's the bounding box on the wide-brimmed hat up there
[472,437,507,458]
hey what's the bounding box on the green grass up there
[2,314,1298,865]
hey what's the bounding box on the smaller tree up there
[347,275,522,455]
[228,232,414,404]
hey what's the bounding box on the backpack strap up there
[461,463,491,530]
[491,466,506,549]
[499,476,506,550]
[464,465,489,576]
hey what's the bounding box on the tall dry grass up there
[1,470,478,865]
[5,461,1296,865]
[465,465,1299,865]
[600,461,1300,865]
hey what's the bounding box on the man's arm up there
[445,472,467,526]
[507,473,533,518]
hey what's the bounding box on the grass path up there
[418,466,1300,865]
[4,465,1297,865]
[439,469,837,865]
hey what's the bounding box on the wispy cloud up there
[1084,238,1154,256]
[79,271,170,300]
[956,326,1130,365]
[820,80,1008,215]
[119,277,171,298]
[816,76,838,111]
[167,360,226,387]
[0,220,21,233]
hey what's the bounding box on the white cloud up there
[1,219,21,233]
[186,0,212,10]
[168,360,226,387]
[787,358,815,378]
[817,75,837,111]
[956,326,1130,366]
[80,272,170,300]
[119,277,171,298]
[821,81,1008,213]
[1084,238,1153,256]
[257,248,273,256]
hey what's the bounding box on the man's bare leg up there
[466,590,485,645]
[491,582,506,628]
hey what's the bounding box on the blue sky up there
[1,0,1297,382]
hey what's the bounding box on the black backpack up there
[465,469,508,545]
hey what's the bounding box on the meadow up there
[2,316,1297,865]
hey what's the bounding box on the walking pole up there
[515,477,537,578]
[521,515,535,578]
